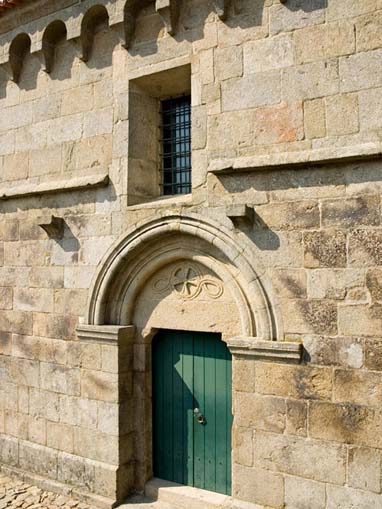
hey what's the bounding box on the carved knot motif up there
[153,264,224,300]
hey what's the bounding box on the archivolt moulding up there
[85,213,283,342]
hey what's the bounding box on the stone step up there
[119,479,263,509]
[117,494,174,509]
[144,478,233,509]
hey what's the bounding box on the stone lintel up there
[76,324,135,345]
[228,337,303,364]
[209,142,382,175]
[0,173,109,200]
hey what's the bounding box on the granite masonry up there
[0,0,382,508]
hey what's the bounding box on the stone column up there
[76,324,135,504]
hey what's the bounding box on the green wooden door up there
[153,330,232,495]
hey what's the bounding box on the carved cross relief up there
[153,263,224,301]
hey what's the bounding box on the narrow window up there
[161,96,191,195]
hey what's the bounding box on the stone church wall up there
[0,0,381,507]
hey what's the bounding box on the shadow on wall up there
[130,0,328,57]
[285,0,328,13]
[0,180,117,218]
[0,0,328,92]
[213,159,382,251]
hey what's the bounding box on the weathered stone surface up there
[233,426,253,467]
[365,340,382,371]
[271,268,307,299]
[285,476,326,509]
[232,357,256,393]
[233,464,284,508]
[286,399,307,437]
[304,230,347,268]
[340,49,382,92]
[359,87,382,131]
[322,195,379,227]
[295,22,354,64]
[282,299,338,335]
[309,401,382,449]
[215,45,243,81]
[334,368,382,407]
[19,441,58,479]
[304,99,326,139]
[282,60,339,102]
[73,427,118,464]
[255,363,332,401]
[235,393,286,433]
[81,369,118,402]
[244,34,294,73]
[356,11,382,52]
[338,305,382,336]
[348,446,382,493]
[326,484,382,509]
[270,1,326,35]
[221,71,281,111]
[47,421,74,453]
[303,336,364,369]
[254,431,346,484]
[307,268,365,301]
[253,101,304,145]
[349,229,382,266]
[257,200,319,231]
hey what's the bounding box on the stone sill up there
[228,338,303,364]
[126,193,192,210]
[208,143,382,174]
[0,173,109,200]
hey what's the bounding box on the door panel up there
[153,330,232,495]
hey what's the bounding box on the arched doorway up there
[83,213,282,496]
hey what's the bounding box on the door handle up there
[193,408,206,425]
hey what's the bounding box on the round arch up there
[86,213,282,341]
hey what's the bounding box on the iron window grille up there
[161,96,192,196]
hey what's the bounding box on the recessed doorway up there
[152,329,233,495]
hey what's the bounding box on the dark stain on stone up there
[304,230,347,268]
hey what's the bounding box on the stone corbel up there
[38,215,65,239]
[228,337,303,364]
[155,0,180,36]
[226,204,254,229]
[214,0,232,21]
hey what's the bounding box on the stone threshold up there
[0,465,114,509]
[208,142,382,174]
[0,173,109,200]
[145,478,264,509]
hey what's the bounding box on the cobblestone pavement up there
[0,475,92,509]
[0,474,172,509]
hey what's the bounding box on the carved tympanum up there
[153,264,224,300]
